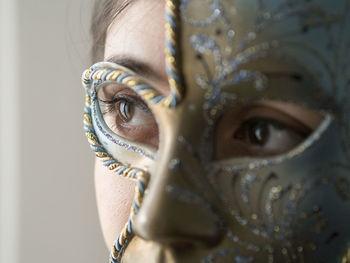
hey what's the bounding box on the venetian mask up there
[82,0,350,262]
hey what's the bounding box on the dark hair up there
[91,0,133,62]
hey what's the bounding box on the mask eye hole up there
[96,83,159,148]
[214,101,325,160]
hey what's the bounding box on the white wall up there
[0,0,20,262]
[0,0,108,262]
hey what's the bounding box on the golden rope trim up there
[82,2,182,260]
[82,71,150,261]
[165,0,184,103]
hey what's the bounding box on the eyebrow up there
[106,55,162,81]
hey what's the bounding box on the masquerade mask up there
[83,0,350,262]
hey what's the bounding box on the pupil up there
[119,100,132,122]
[249,121,269,145]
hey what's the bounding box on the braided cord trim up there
[165,0,184,107]
[82,69,149,262]
[83,65,166,104]
[82,1,182,261]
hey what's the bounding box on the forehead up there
[104,0,167,83]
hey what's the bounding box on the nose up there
[133,131,223,248]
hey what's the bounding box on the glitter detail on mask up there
[180,0,350,262]
[181,0,224,27]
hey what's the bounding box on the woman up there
[82,0,350,262]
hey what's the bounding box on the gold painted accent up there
[86,132,98,142]
[96,152,109,158]
[112,245,118,259]
[167,56,175,64]
[108,71,122,81]
[88,138,98,146]
[84,113,92,123]
[123,167,132,177]
[122,76,136,84]
[126,79,140,87]
[165,22,172,30]
[84,69,92,79]
[342,248,350,263]
[162,97,172,108]
[144,92,157,100]
[95,69,107,80]
[108,163,120,170]
[165,48,172,57]
[136,171,148,182]
[166,0,175,10]
[85,95,91,105]
[105,72,113,81]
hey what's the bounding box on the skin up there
[94,0,325,261]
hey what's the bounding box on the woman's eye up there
[117,99,134,123]
[214,102,323,160]
[97,86,159,148]
[233,117,309,154]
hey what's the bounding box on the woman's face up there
[93,0,350,262]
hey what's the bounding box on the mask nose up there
[133,132,223,248]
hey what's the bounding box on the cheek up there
[94,158,136,249]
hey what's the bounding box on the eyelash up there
[238,116,310,138]
[99,94,149,116]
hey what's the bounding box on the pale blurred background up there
[0,0,108,262]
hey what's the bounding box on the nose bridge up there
[133,112,222,247]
